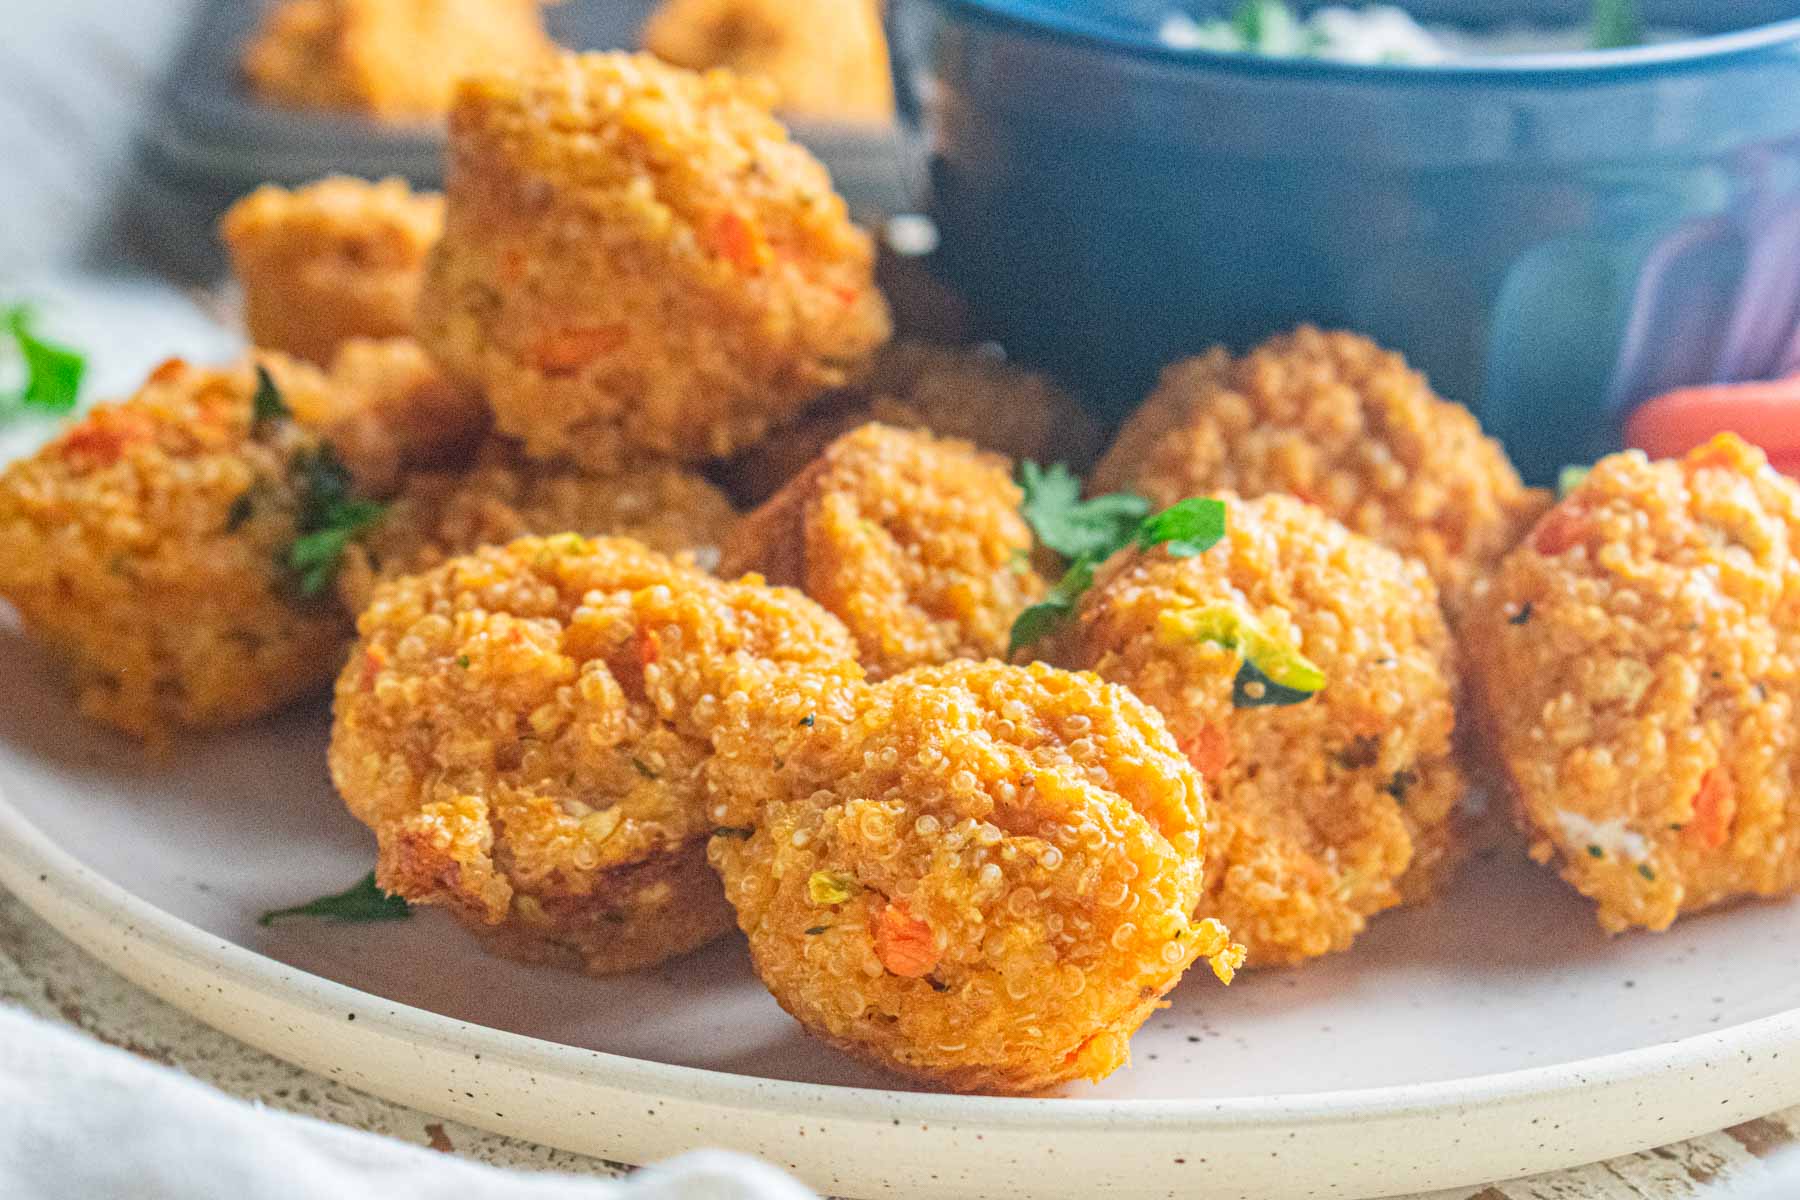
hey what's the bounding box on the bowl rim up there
[921,0,1800,80]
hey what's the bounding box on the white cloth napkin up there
[0,1006,817,1200]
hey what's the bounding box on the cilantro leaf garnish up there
[1136,497,1228,558]
[2,305,85,418]
[252,365,290,423]
[292,444,354,529]
[281,444,386,597]
[1008,557,1096,658]
[1557,465,1591,498]
[1009,493,1230,657]
[288,500,385,596]
[258,871,410,926]
[1017,461,1150,561]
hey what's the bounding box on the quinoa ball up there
[1463,434,1800,933]
[314,337,489,496]
[221,177,445,366]
[242,0,556,122]
[1052,494,1464,966]
[719,341,1102,506]
[336,445,737,614]
[1091,327,1549,617]
[642,0,895,123]
[706,659,1243,1094]
[719,423,1045,678]
[417,51,891,470]
[329,535,862,974]
[0,355,360,743]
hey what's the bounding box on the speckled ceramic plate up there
[5,282,1800,1200]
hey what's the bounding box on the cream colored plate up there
[4,631,1800,1199]
[4,278,1800,1198]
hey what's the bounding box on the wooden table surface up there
[1,3,1797,1197]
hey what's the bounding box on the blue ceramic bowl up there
[887,0,1800,482]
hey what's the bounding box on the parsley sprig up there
[1,305,85,419]
[1018,461,1149,561]
[258,871,410,926]
[261,368,386,597]
[1009,461,1227,657]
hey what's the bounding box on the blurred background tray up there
[140,0,918,278]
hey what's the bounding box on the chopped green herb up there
[291,445,354,529]
[1508,602,1534,627]
[1135,497,1227,559]
[807,870,860,906]
[1556,465,1592,498]
[252,365,289,423]
[1,305,85,418]
[1590,0,1643,49]
[258,871,410,927]
[1638,863,1657,881]
[1010,493,1229,657]
[1174,0,1326,57]
[1587,844,1604,859]
[225,491,257,532]
[1016,460,1149,562]
[804,925,830,936]
[283,445,386,598]
[798,713,815,727]
[1008,556,1096,657]
[712,826,755,839]
[631,756,657,779]
[287,499,386,596]
[455,654,471,669]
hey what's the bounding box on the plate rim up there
[4,769,1800,1133]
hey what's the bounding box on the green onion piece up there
[1159,602,1326,708]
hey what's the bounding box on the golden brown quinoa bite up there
[335,444,737,614]
[242,0,557,122]
[314,337,489,495]
[221,177,445,365]
[0,356,361,743]
[417,51,892,470]
[1092,327,1549,617]
[719,341,1102,506]
[642,0,895,123]
[719,423,1046,678]
[329,535,863,974]
[706,659,1243,1094]
[1051,493,1464,966]
[1464,434,1800,933]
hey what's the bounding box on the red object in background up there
[1625,375,1800,476]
